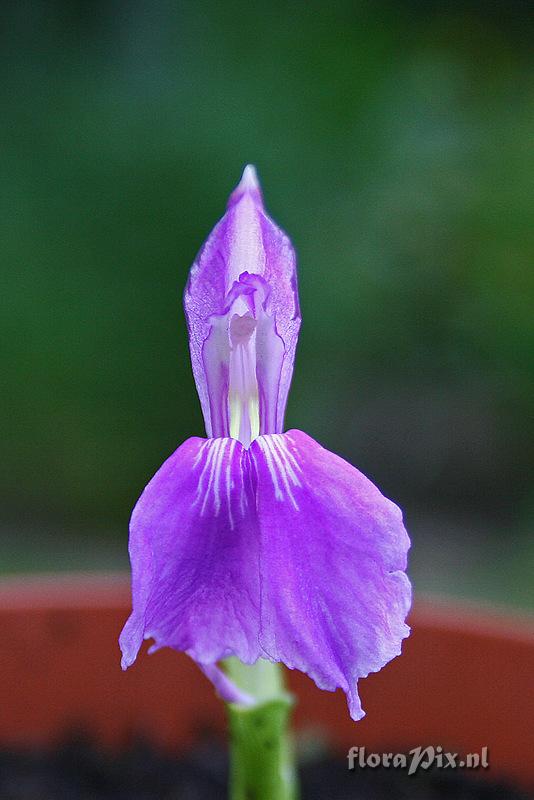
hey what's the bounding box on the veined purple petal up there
[250,430,411,720]
[120,431,411,719]
[184,167,300,444]
[119,436,262,668]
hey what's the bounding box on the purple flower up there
[120,166,411,720]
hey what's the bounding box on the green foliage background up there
[2,1,533,605]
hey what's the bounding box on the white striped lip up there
[253,434,302,510]
[193,438,246,531]
[192,434,304,528]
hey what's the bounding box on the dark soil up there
[0,736,530,800]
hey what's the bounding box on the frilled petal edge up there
[120,431,411,720]
[251,430,411,720]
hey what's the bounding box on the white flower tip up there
[240,164,260,191]
[228,164,263,208]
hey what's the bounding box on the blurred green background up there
[2,1,533,608]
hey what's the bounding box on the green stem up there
[223,658,298,800]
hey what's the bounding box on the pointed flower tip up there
[227,164,263,208]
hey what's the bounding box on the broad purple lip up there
[120,167,412,720]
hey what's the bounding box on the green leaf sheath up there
[223,659,298,800]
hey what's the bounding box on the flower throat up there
[228,312,260,448]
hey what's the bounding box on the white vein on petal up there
[212,438,226,516]
[271,434,302,485]
[256,434,301,511]
[193,440,214,506]
[239,446,248,517]
[226,438,236,530]
[199,439,221,515]
[194,438,244,530]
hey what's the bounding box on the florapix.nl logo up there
[347,746,489,776]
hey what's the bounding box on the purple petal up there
[198,663,255,706]
[183,166,300,440]
[119,436,262,668]
[121,430,411,719]
[250,431,411,720]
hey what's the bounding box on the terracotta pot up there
[0,573,532,788]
